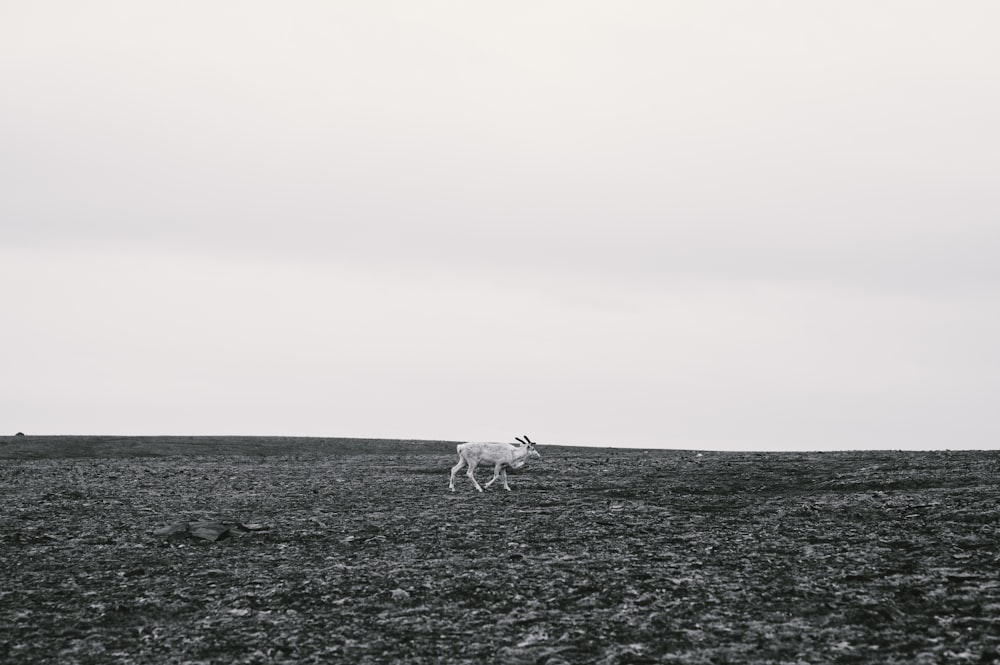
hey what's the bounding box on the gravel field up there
[2,438,999,664]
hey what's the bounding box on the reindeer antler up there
[515,437,527,445]
[523,435,534,444]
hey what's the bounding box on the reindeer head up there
[515,435,541,460]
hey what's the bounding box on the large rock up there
[153,520,233,541]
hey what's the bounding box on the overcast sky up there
[3,1,998,449]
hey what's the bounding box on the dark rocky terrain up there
[2,437,998,663]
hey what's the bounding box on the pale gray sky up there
[3,1,998,449]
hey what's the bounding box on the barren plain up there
[2,437,999,664]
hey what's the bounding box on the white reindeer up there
[449,435,541,492]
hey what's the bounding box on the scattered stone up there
[634,591,659,606]
[189,521,231,542]
[236,522,269,532]
[495,647,537,665]
[153,520,232,541]
[517,628,550,647]
[153,521,190,537]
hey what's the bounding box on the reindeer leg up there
[501,468,511,491]
[466,460,484,492]
[449,456,467,491]
[484,462,503,489]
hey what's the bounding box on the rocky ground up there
[2,438,999,663]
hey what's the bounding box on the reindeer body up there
[449,436,541,492]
